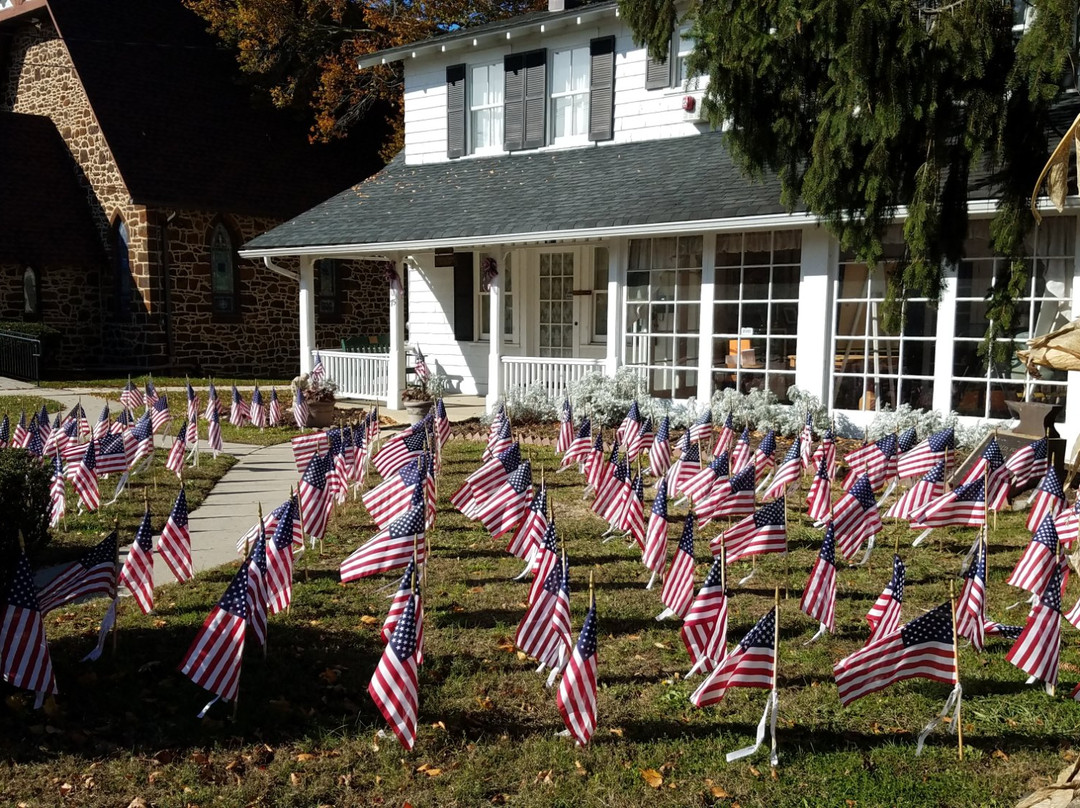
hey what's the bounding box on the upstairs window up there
[210,221,239,315]
[550,47,590,142]
[470,63,504,154]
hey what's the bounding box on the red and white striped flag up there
[712,498,787,564]
[560,417,593,469]
[799,412,814,469]
[912,478,986,529]
[119,509,155,614]
[866,554,905,642]
[749,430,777,482]
[340,503,426,582]
[451,443,521,515]
[507,484,548,560]
[896,428,955,480]
[830,475,882,560]
[1026,467,1066,533]
[165,419,187,478]
[699,463,756,524]
[96,433,129,476]
[291,431,329,474]
[207,404,223,455]
[1008,515,1061,596]
[617,473,646,549]
[48,454,65,529]
[120,377,143,411]
[364,458,428,529]
[484,416,513,461]
[373,429,427,479]
[806,452,832,523]
[956,534,987,652]
[616,401,641,446]
[763,437,803,500]
[36,532,117,614]
[179,562,248,706]
[800,522,839,632]
[298,453,331,543]
[641,478,670,575]
[186,382,200,444]
[527,523,561,604]
[474,461,533,541]
[158,488,192,583]
[682,453,729,505]
[1,553,57,702]
[680,558,728,673]
[1005,436,1049,486]
[886,460,945,520]
[516,557,572,669]
[808,428,836,482]
[842,433,898,492]
[266,497,299,614]
[665,443,701,499]
[229,386,249,427]
[70,440,100,512]
[1054,497,1080,548]
[556,594,599,745]
[268,388,282,427]
[688,408,713,444]
[647,417,672,479]
[1007,556,1067,687]
[713,413,736,460]
[291,386,308,429]
[659,513,697,618]
[150,395,171,434]
[245,523,269,648]
[556,398,574,455]
[834,602,956,706]
[369,593,420,750]
[626,416,653,463]
[249,387,266,429]
[690,607,775,707]
[381,561,418,643]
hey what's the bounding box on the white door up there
[538,250,577,357]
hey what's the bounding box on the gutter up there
[262,256,299,281]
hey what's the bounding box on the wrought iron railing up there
[0,331,41,383]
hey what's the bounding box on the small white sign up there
[740,327,754,337]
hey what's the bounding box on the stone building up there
[0,0,390,376]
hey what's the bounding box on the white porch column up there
[696,233,716,403]
[486,271,503,411]
[387,258,405,409]
[1064,215,1080,455]
[298,256,316,375]
[932,265,959,417]
[606,238,627,376]
[794,227,836,402]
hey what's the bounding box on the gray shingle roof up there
[243,131,795,252]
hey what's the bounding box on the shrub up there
[0,449,52,583]
[863,404,1001,449]
[503,385,558,425]
[567,368,647,428]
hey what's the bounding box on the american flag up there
[249,386,266,429]
[641,478,670,575]
[1008,514,1060,596]
[245,523,269,647]
[516,557,570,668]
[486,403,506,444]
[866,554,905,642]
[616,400,642,446]
[1006,436,1049,486]
[112,408,133,434]
[71,440,99,512]
[451,442,521,515]
[381,560,418,643]
[150,395,171,434]
[119,508,155,614]
[166,419,187,477]
[731,427,753,472]
[800,522,839,632]
[1026,467,1066,533]
[266,496,299,614]
[683,453,729,505]
[957,438,1009,509]
[178,561,249,705]
[666,443,701,499]
[528,522,561,602]
[620,473,647,550]
[628,416,654,463]
[764,437,803,500]
[158,488,192,582]
[93,403,110,441]
[648,416,672,478]
[808,427,837,481]
[476,461,533,540]
[750,430,777,481]
[701,463,757,525]
[719,498,787,564]
[830,475,882,560]
[186,381,200,443]
[129,412,154,466]
[373,428,427,479]
[120,376,143,411]
[913,477,986,529]
[11,412,27,448]
[507,484,548,560]
[886,460,946,520]
[484,415,514,461]
[340,502,426,582]
[413,345,431,381]
[897,426,918,454]
[806,452,832,522]
[368,593,420,750]
[833,602,956,706]
[556,398,574,455]
[556,594,599,746]
[584,435,608,494]
[365,457,428,529]
[291,431,329,474]
[1006,556,1067,686]
[896,428,955,480]
[207,401,223,454]
[309,351,326,384]
[660,513,697,618]
[0,553,57,700]
[689,408,713,443]
[713,412,735,460]
[145,376,159,408]
[690,607,775,707]
[0,413,10,447]
[299,453,332,542]
[435,399,451,448]
[560,417,592,468]
[229,386,249,427]
[593,450,626,519]
[1054,497,1080,547]
[94,433,127,477]
[268,387,282,427]
[681,558,728,673]
[24,422,43,458]
[291,386,308,429]
[843,433,898,491]
[956,534,987,651]
[37,531,117,614]
[48,454,65,528]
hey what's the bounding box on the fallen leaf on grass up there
[496,639,515,653]
[748,766,760,778]
[127,799,149,808]
[574,760,588,777]
[476,696,494,710]
[641,769,663,788]
[516,651,528,661]
[535,770,553,784]
[59,783,73,797]
[296,753,316,762]
[469,586,485,593]
[992,750,1009,761]
[318,668,339,685]
[425,768,442,777]
[770,768,778,781]
[359,615,379,626]
[290,772,302,787]
[710,786,730,798]
[609,727,624,737]
[153,619,167,628]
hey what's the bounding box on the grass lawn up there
[0,393,67,419]
[1,441,1077,807]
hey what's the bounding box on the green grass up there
[0,394,67,418]
[2,441,1077,807]
[41,376,292,390]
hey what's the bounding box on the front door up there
[538,251,576,357]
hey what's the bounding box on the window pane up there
[772,266,799,300]
[552,50,571,93]
[471,65,489,106]
[716,268,740,302]
[714,303,739,334]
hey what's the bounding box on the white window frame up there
[591,245,609,345]
[477,252,517,344]
[468,62,504,156]
[549,46,591,146]
[674,27,701,92]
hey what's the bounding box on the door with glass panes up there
[537,250,578,357]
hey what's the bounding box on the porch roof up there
[241,131,806,257]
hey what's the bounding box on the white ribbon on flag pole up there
[915,683,962,756]
[726,688,779,766]
[82,598,118,661]
[803,622,829,646]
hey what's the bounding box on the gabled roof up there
[0,113,106,266]
[242,132,806,255]
[3,0,386,219]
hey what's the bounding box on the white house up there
[240,0,1080,442]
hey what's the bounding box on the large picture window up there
[470,63,504,154]
[951,218,1073,420]
[831,231,935,412]
[713,231,801,404]
[625,236,702,397]
[550,47,590,142]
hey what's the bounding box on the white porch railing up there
[316,349,390,403]
[501,356,605,401]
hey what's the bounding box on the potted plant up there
[401,372,447,423]
[295,372,339,428]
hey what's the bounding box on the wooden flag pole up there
[783,495,790,599]
[949,579,964,760]
[771,584,780,769]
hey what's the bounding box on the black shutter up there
[503,53,525,151]
[522,48,547,149]
[446,63,467,159]
[589,36,615,142]
[452,252,475,341]
[644,34,673,90]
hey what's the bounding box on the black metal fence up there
[0,331,41,383]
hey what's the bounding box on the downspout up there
[263,256,299,282]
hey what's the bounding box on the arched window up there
[210,221,238,314]
[112,218,132,320]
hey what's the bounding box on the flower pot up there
[307,399,336,428]
[402,399,433,424]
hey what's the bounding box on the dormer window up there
[470,63,504,154]
[550,47,590,143]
